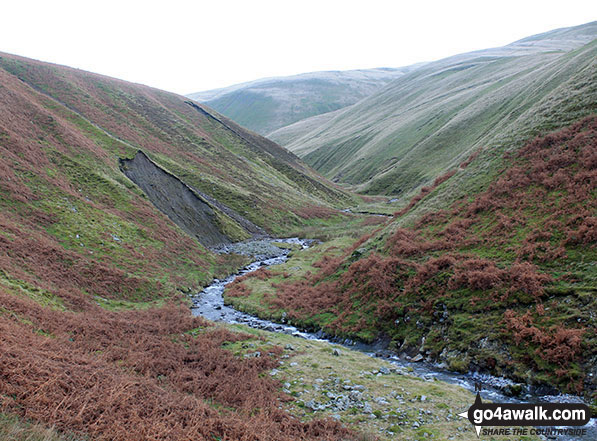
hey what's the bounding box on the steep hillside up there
[226,116,597,397]
[0,52,353,239]
[280,22,597,196]
[0,52,359,440]
[188,67,419,135]
[0,50,355,305]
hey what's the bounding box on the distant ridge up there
[273,21,597,195]
[187,66,422,135]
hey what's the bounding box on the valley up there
[224,116,597,399]
[273,22,597,198]
[0,19,596,441]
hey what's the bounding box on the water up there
[191,237,595,440]
[192,238,318,339]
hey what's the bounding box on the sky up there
[1,1,596,95]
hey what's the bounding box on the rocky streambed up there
[192,238,316,337]
[191,237,595,440]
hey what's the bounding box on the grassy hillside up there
[280,22,597,197]
[225,117,597,399]
[0,50,354,309]
[188,68,418,135]
[269,108,342,147]
[1,22,595,439]
[0,52,360,440]
[0,52,354,235]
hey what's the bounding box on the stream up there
[191,238,594,440]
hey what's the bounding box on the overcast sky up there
[2,1,596,95]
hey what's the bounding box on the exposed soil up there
[120,150,232,247]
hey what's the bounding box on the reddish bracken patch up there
[459,148,482,169]
[359,215,388,227]
[504,309,584,367]
[0,291,350,441]
[250,116,596,381]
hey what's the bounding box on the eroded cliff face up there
[120,151,233,247]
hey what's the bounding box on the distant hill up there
[274,21,597,195]
[221,22,597,395]
[187,67,420,135]
[268,108,342,147]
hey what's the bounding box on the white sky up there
[1,1,596,95]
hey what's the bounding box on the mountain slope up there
[187,67,419,135]
[279,21,597,195]
[268,108,342,146]
[0,51,353,307]
[0,52,358,441]
[226,116,597,396]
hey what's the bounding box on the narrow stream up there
[191,238,594,440]
[191,238,316,338]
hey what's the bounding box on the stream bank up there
[191,238,595,440]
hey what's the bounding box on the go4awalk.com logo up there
[458,393,593,438]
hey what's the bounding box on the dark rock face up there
[120,151,231,247]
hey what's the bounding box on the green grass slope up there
[226,116,597,399]
[0,51,355,308]
[188,67,418,135]
[0,52,354,236]
[282,22,597,196]
[268,108,343,146]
